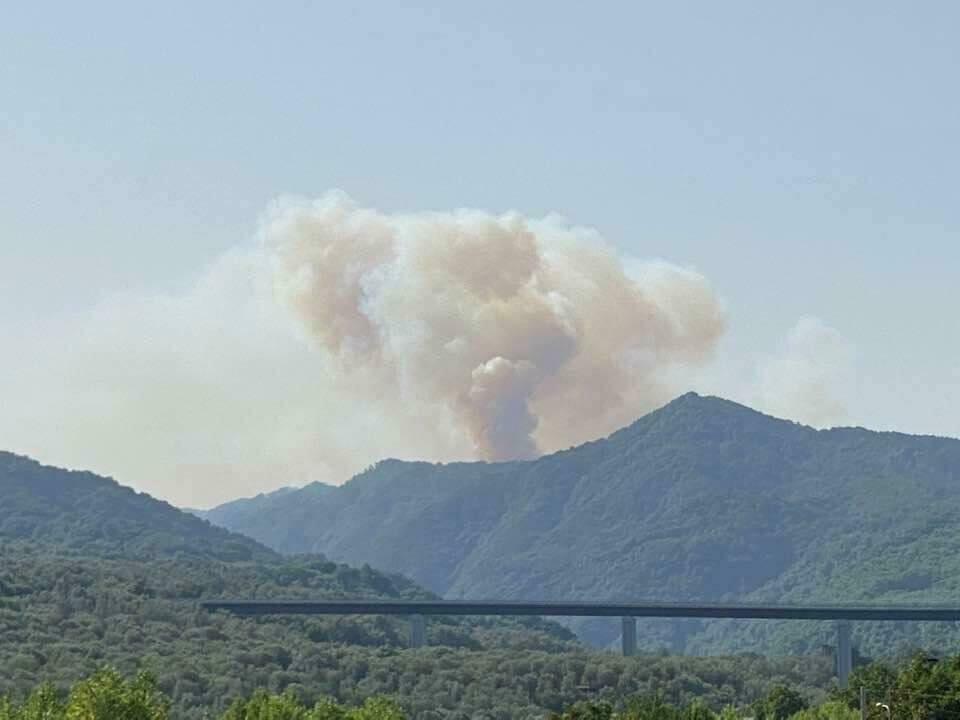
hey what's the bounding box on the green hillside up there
[0,452,274,563]
[204,393,960,656]
[0,453,583,718]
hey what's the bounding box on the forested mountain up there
[204,393,960,656]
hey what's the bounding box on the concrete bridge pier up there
[836,621,853,688]
[409,614,426,648]
[621,617,637,656]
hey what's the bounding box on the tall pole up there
[409,614,426,648]
[837,621,853,688]
[621,617,637,656]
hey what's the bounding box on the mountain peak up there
[660,391,766,416]
[604,392,805,451]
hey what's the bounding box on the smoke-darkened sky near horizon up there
[3,2,958,507]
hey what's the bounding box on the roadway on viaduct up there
[201,600,960,688]
[200,600,960,622]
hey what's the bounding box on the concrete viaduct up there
[202,600,960,687]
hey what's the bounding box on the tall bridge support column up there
[409,614,426,649]
[836,621,853,688]
[621,617,637,657]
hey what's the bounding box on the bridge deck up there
[201,600,960,622]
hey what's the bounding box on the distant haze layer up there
[2,192,851,506]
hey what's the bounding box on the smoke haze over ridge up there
[1,192,853,506]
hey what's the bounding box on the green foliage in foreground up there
[0,660,934,720]
[550,655,960,720]
[751,685,808,720]
[0,670,409,720]
[547,695,852,720]
[832,653,960,720]
[787,702,859,720]
[0,669,169,720]
[0,670,793,720]
[7,654,958,720]
[223,692,405,720]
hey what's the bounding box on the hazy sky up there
[3,2,958,507]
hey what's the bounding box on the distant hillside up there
[205,393,960,656]
[189,485,300,520]
[0,451,276,562]
[190,484,314,548]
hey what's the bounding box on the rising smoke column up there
[263,191,726,460]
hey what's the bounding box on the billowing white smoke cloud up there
[754,316,855,428]
[263,191,726,460]
[0,192,725,506]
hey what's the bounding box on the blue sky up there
[3,2,958,505]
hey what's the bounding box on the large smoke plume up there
[263,192,726,460]
[11,191,862,507]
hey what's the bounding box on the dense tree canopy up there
[5,658,959,720]
[0,451,833,719]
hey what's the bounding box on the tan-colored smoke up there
[263,191,726,460]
